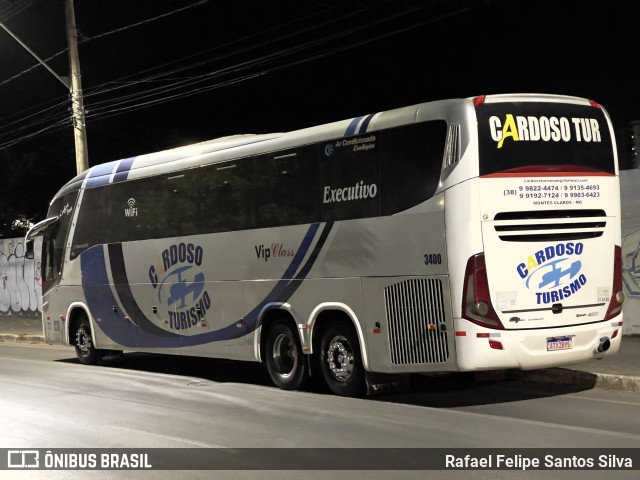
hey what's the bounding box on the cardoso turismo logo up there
[488,114,602,149]
[147,242,211,330]
[516,242,586,305]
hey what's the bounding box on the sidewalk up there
[0,315,43,344]
[1,316,638,392]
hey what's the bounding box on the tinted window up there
[71,176,157,258]
[43,191,78,290]
[380,121,447,215]
[254,148,318,229]
[186,159,255,234]
[73,158,256,256]
[71,121,447,254]
[319,133,380,221]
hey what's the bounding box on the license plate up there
[546,336,573,351]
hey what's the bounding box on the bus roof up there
[51,93,601,201]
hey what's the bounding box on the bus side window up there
[41,236,57,293]
[380,121,447,216]
[254,148,318,228]
[164,173,194,237]
[25,239,34,260]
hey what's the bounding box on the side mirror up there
[25,239,34,260]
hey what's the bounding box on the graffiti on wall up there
[0,237,42,315]
[623,229,640,297]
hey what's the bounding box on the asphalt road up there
[1,343,639,480]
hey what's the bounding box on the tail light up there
[474,95,486,107]
[588,99,602,109]
[604,245,624,320]
[462,253,504,329]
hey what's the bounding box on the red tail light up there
[462,253,504,329]
[474,95,486,107]
[604,245,624,320]
[588,99,602,109]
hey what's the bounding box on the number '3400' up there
[424,253,442,265]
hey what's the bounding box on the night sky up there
[0,0,637,230]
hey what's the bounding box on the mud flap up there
[98,350,124,365]
[365,371,410,395]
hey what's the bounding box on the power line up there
[0,0,347,144]
[0,0,214,149]
[0,1,492,151]
[83,3,431,120]
[82,2,353,98]
[0,0,211,98]
[0,117,69,150]
[83,0,210,43]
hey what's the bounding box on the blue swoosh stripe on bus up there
[85,160,120,188]
[178,222,327,347]
[209,221,333,343]
[81,222,323,348]
[80,245,141,345]
[344,116,364,137]
[359,114,375,134]
[108,243,177,337]
[112,157,136,183]
[108,222,320,346]
[345,114,375,137]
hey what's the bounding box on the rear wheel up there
[264,320,308,390]
[75,316,98,365]
[320,322,366,397]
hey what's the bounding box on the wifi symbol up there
[125,198,138,217]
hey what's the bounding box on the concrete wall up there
[0,237,42,316]
[621,169,640,334]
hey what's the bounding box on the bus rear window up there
[475,101,615,176]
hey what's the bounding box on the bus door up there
[25,216,61,295]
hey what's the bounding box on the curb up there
[515,368,640,393]
[591,373,640,392]
[0,334,46,344]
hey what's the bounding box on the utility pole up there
[0,1,89,174]
[65,0,89,173]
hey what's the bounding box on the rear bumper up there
[454,315,623,371]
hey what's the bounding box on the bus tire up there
[320,322,366,397]
[75,316,98,365]
[264,320,308,390]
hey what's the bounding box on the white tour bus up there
[27,93,624,396]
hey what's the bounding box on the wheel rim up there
[272,332,297,378]
[326,335,354,382]
[76,327,92,357]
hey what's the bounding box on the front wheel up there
[75,317,98,365]
[264,321,308,390]
[320,322,366,397]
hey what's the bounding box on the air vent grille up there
[493,210,607,242]
[384,278,449,365]
[443,124,460,167]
